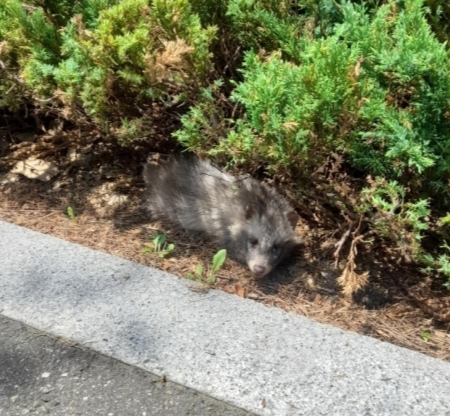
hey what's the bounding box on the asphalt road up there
[0,315,252,416]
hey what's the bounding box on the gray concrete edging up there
[1,220,450,415]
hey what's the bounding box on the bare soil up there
[1,126,449,361]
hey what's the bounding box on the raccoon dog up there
[143,156,301,278]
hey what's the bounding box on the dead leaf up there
[12,158,59,182]
[235,282,245,298]
[223,285,235,294]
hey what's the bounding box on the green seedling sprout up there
[208,248,227,283]
[142,233,175,258]
[67,206,76,223]
[186,249,227,283]
[421,330,431,342]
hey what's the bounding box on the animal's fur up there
[143,156,301,278]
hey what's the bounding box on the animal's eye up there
[250,238,259,247]
[272,244,280,253]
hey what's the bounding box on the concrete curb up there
[1,220,450,415]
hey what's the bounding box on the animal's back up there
[143,157,242,238]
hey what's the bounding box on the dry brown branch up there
[333,223,353,268]
[337,216,370,296]
[337,235,369,296]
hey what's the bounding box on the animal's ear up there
[245,204,256,220]
[286,210,299,229]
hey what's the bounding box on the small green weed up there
[142,233,175,258]
[187,249,227,283]
[187,263,204,281]
[67,206,76,223]
[421,330,431,342]
[209,248,227,283]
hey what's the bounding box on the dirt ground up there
[1,126,450,362]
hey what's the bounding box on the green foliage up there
[187,0,229,28]
[421,330,431,342]
[425,0,450,43]
[173,80,229,153]
[210,248,227,283]
[0,0,216,141]
[177,0,450,178]
[338,0,450,182]
[226,0,384,59]
[203,0,450,178]
[436,243,450,288]
[421,241,450,288]
[359,178,450,286]
[186,249,227,283]
[186,263,204,281]
[112,116,154,145]
[360,178,430,261]
[143,233,175,258]
[66,206,77,223]
[226,0,308,61]
[61,0,215,127]
[225,41,355,169]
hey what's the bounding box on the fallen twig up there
[333,223,353,268]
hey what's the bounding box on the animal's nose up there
[252,265,267,277]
